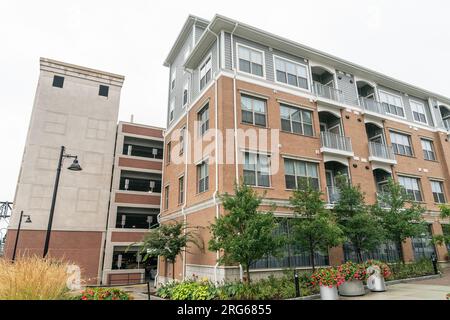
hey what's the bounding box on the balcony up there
[368,142,397,165]
[313,81,345,104]
[359,97,386,116]
[320,131,353,157]
[327,186,341,204]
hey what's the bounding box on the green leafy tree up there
[432,205,450,247]
[289,181,344,271]
[333,175,385,263]
[136,222,200,279]
[373,178,427,263]
[208,182,284,283]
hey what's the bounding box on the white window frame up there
[199,53,212,91]
[430,180,446,204]
[390,131,413,157]
[273,55,310,92]
[280,103,314,136]
[398,175,423,202]
[196,160,209,194]
[169,98,175,123]
[197,102,210,137]
[410,99,428,125]
[421,138,436,161]
[378,90,406,119]
[283,158,320,190]
[240,94,267,127]
[182,82,189,108]
[171,69,176,91]
[242,151,271,188]
[236,42,266,79]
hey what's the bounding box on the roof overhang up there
[184,14,450,105]
[163,15,209,67]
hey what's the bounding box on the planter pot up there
[319,285,339,300]
[338,280,365,296]
[367,275,386,292]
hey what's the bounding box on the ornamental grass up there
[0,256,71,300]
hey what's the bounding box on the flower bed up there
[157,272,318,300]
[76,287,131,300]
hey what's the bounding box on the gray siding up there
[336,71,359,106]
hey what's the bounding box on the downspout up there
[230,23,239,184]
[230,22,244,282]
[155,65,171,285]
[205,26,222,283]
[181,69,192,281]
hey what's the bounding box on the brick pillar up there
[431,221,448,262]
[401,238,415,263]
[328,245,345,266]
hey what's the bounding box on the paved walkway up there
[342,268,450,300]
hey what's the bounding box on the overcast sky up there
[1,0,449,203]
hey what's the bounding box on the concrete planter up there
[338,279,365,296]
[319,285,339,300]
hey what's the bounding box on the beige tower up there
[4,58,124,283]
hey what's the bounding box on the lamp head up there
[68,158,82,171]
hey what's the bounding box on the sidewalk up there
[342,268,450,300]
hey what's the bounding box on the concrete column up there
[401,238,415,263]
[328,245,345,266]
[430,221,449,262]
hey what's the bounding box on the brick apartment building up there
[159,14,450,283]
[3,58,163,285]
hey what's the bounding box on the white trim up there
[235,42,266,79]
[239,89,269,100]
[281,154,321,163]
[272,54,311,92]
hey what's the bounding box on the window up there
[379,91,405,117]
[410,100,427,124]
[274,57,308,90]
[243,152,270,187]
[179,126,185,155]
[421,139,436,161]
[280,104,313,136]
[237,44,264,77]
[284,159,319,190]
[169,99,175,123]
[390,131,413,156]
[431,180,446,204]
[198,103,209,136]
[52,75,64,88]
[166,142,171,164]
[99,85,109,97]
[398,176,422,202]
[178,176,185,204]
[199,56,212,90]
[164,185,169,210]
[171,70,176,90]
[197,161,209,193]
[241,95,267,126]
[182,83,189,107]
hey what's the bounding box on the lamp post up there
[43,146,82,258]
[12,210,32,261]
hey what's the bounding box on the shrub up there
[77,287,130,300]
[388,258,436,280]
[156,272,319,300]
[0,256,70,300]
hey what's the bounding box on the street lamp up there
[43,146,82,258]
[12,210,32,261]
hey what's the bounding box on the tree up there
[333,175,384,263]
[373,178,427,263]
[136,222,200,280]
[289,181,344,271]
[432,205,450,247]
[208,182,284,283]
